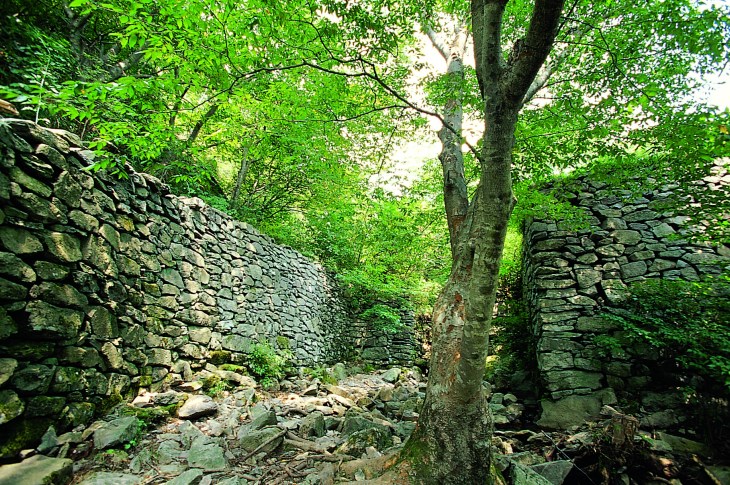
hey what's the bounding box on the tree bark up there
[395,1,565,483]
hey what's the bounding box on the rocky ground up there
[1,363,728,485]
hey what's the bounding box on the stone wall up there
[0,119,415,457]
[523,163,730,428]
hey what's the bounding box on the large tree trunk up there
[393,1,565,483]
[401,114,517,484]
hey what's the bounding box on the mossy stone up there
[25,396,66,417]
[209,350,232,365]
[0,417,53,459]
[61,402,95,428]
[0,390,24,425]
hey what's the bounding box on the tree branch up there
[425,26,449,60]
[502,0,566,108]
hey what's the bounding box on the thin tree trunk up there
[231,146,251,204]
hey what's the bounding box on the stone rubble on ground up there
[0,365,723,485]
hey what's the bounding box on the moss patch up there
[0,417,53,459]
[209,350,231,365]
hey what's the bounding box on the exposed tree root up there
[336,449,414,484]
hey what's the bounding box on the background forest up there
[1,0,728,355]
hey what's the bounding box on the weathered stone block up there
[11,364,54,394]
[29,282,88,308]
[44,231,82,262]
[0,226,43,254]
[620,261,647,279]
[26,301,83,338]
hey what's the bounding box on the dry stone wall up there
[523,164,730,428]
[0,119,415,457]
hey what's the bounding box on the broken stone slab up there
[238,426,285,454]
[177,395,218,420]
[238,409,277,438]
[299,411,326,439]
[509,462,554,485]
[165,468,203,485]
[77,472,141,485]
[381,368,402,384]
[0,454,73,485]
[530,460,573,485]
[187,436,227,471]
[93,416,141,450]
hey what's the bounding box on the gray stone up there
[620,261,647,279]
[0,455,73,485]
[0,252,36,282]
[93,416,141,450]
[530,461,573,485]
[101,342,124,370]
[146,348,172,366]
[336,427,391,456]
[238,426,284,453]
[221,335,251,353]
[12,364,54,394]
[596,244,625,257]
[29,282,88,308]
[299,411,326,438]
[342,413,390,437]
[34,261,69,281]
[381,367,402,383]
[83,236,118,276]
[25,396,66,417]
[0,277,26,300]
[187,436,227,470]
[0,390,24,424]
[537,389,616,429]
[37,426,59,454]
[611,230,641,245]
[89,307,118,339]
[624,209,658,222]
[77,472,141,485]
[652,222,675,238]
[160,268,184,288]
[511,462,553,485]
[575,269,601,288]
[99,224,121,250]
[26,301,84,338]
[188,327,212,344]
[178,395,218,420]
[9,166,52,197]
[44,231,82,262]
[53,172,82,208]
[165,469,203,485]
[0,358,18,386]
[544,370,603,391]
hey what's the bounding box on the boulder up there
[381,368,402,384]
[299,411,326,439]
[177,395,218,420]
[0,455,73,485]
[187,436,227,471]
[238,426,284,454]
[93,416,140,450]
[531,460,573,485]
[77,472,141,485]
[0,390,24,425]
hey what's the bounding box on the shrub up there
[601,277,730,391]
[245,341,292,387]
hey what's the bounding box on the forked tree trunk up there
[394,1,565,483]
[401,116,517,484]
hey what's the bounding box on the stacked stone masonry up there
[524,162,730,428]
[0,120,415,456]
